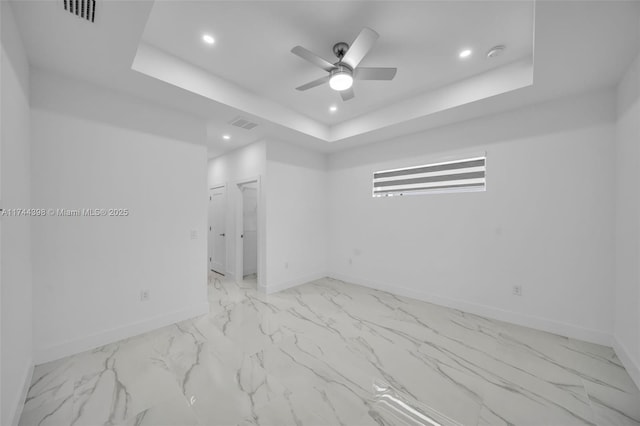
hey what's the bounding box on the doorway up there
[238,181,258,285]
[208,185,226,276]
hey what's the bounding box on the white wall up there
[30,71,208,363]
[242,185,258,276]
[207,141,266,284]
[614,41,640,385]
[327,89,616,345]
[1,2,33,424]
[265,140,327,293]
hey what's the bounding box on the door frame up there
[234,176,263,291]
[209,183,227,276]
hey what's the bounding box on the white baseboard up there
[262,272,327,294]
[34,303,209,364]
[329,273,612,346]
[8,358,34,426]
[613,336,640,390]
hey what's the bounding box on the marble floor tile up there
[119,393,199,426]
[19,275,640,426]
[583,378,640,426]
[18,394,74,426]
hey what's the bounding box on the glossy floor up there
[19,275,640,426]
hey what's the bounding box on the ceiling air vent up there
[63,0,96,23]
[229,116,259,130]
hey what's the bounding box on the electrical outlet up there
[285,262,289,269]
[348,258,353,265]
[512,285,522,296]
[140,290,150,302]
[190,230,197,240]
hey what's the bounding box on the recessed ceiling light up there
[202,34,215,45]
[329,105,338,112]
[222,134,230,140]
[459,49,472,59]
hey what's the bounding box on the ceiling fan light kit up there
[329,65,354,91]
[291,27,397,101]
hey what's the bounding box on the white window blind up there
[372,156,486,197]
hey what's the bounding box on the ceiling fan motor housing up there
[331,63,353,76]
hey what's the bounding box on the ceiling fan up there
[291,27,397,101]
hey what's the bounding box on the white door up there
[209,187,226,275]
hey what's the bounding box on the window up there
[372,156,486,197]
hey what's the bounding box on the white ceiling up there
[9,1,640,157]
[141,1,534,125]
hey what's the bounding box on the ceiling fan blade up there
[295,75,331,91]
[340,87,355,101]
[342,27,379,69]
[355,67,397,80]
[291,46,336,72]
